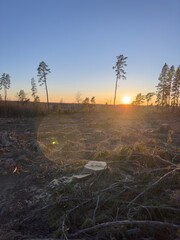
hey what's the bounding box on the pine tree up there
[171,66,180,107]
[0,73,11,102]
[113,55,127,105]
[132,93,145,105]
[166,65,175,105]
[155,92,161,106]
[31,78,40,102]
[37,61,51,110]
[18,89,29,102]
[145,92,155,106]
[156,63,169,107]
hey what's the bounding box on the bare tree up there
[112,55,127,105]
[31,78,40,102]
[0,73,10,102]
[37,61,51,110]
[75,91,82,103]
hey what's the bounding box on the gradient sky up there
[0,0,180,104]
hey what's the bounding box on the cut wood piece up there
[84,161,107,173]
[73,173,92,181]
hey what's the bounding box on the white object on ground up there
[84,161,107,172]
[73,173,92,180]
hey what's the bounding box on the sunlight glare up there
[123,96,131,104]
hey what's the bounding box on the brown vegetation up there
[0,111,180,239]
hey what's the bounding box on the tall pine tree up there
[171,66,180,107]
[0,73,11,102]
[112,55,127,105]
[166,65,175,105]
[156,63,169,107]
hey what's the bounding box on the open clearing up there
[0,112,180,240]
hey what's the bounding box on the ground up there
[0,112,180,240]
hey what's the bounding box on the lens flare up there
[123,96,131,104]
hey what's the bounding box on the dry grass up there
[0,112,180,240]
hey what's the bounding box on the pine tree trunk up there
[45,80,49,112]
[114,78,118,105]
[4,87,7,102]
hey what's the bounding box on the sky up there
[0,0,180,104]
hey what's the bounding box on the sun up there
[123,96,131,104]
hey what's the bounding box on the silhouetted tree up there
[132,93,145,105]
[166,66,175,105]
[171,66,180,107]
[37,61,51,110]
[83,97,89,104]
[31,78,40,102]
[0,73,10,102]
[155,92,161,106]
[145,92,155,106]
[90,96,96,111]
[34,95,40,103]
[18,89,29,102]
[91,96,96,105]
[75,91,82,103]
[156,63,169,107]
[112,55,127,105]
[82,97,90,111]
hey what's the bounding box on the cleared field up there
[0,112,180,239]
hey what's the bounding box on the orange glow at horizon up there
[122,96,131,104]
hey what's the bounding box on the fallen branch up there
[62,200,92,239]
[20,198,90,225]
[142,205,180,213]
[127,167,180,208]
[93,195,100,224]
[93,181,121,195]
[35,197,90,212]
[140,167,173,174]
[135,151,178,167]
[120,201,180,213]
[67,220,180,238]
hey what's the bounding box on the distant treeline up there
[0,60,180,116]
[132,63,180,108]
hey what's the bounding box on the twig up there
[135,151,178,167]
[93,181,120,195]
[67,220,180,238]
[127,167,180,208]
[90,170,104,187]
[115,207,119,221]
[62,200,92,239]
[93,196,100,224]
[20,198,90,225]
[121,201,180,213]
[172,152,180,162]
[141,205,180,213]
[140,167,173,174]
[62,219,69,240]
[103,188,127,204]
